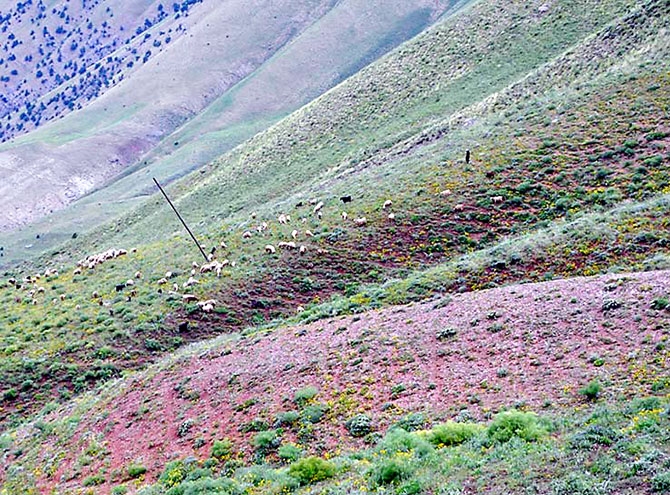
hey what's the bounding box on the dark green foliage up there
[82,474,105,486]
[652,472,670,493]
[127,464,147,478]
[288,457,336,485]
[579,381,602,401]
[371,458,413,486]
[570,424,619,449]
[394,413,427,432]
[346,414,373,437]
[651,297,669,310]
[252,429,282,453]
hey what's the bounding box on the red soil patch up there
[6,270,668,493]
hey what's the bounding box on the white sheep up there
[297,305,305,313]
[305,230,314,237]
[492,196,504,204]
[341,212,348,220]
[354,217,367,226]
[73,268,82,275]
[135,271,142,279]
[382,200,393,209]
[291,229,298,240]
[126,279,135,286]
[313,201,324,214]
[242,231,253,238]
[388,213,396,220]
[183,277,199,288]
[440,189,452,196]
[453,204,465,212]
[182,294,198,302]
[157,278,168,285]
[299,245,307,255]
[165,271,173,279]
[220,241,228,249]
[265,244,276,254]
[278,242,296,250]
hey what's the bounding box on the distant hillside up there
[0,0,458,234]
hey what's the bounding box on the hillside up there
[0,0,669,493]
[1,270,669,493]
[0,0,456,234]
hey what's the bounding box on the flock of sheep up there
[3,196,400,316]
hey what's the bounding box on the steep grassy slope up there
[0,0,456,235]
[1,270,669,493]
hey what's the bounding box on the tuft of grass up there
[487,410,548,443]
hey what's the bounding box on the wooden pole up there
[153,177,209,262]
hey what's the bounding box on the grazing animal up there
[220,241,228,249]
[125,279,135,287]
[440,189,452,196]
[382,200,393,209]
[165,271,173,279]
[297,305,305,313]
[278,242,296,250]
[157,278,168,285]
[299,245,307,254]
[291,229,299,240]
[243,231,252,238]
[178,322,189,332]
[278,213,290,224]
[305,230,314,237]
[492,195,504,204]
[313,201,324,214]
[340,195,352,203]
[265,244,276,254]
[354,217,367,226]
[341,212,348,220]
[115,283,126,292]
[295,201,304,208]
[182,294,198,302]
[59,294,66,301]
[465,149,471,164]
[73,268,82,275]
[453,204,465,212]
[92,291,99,299]
[183,277,199,288]
[388,213,396,220]
[135,271,142,279]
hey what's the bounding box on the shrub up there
[379,428,433,458]
[579,381,601,401]
[651,298,669,311]
[294,386,318,405]
[394,413,427,432]
[2,388,18,401]
[288,456,336,485]
[111,486,128,495]
[371,458,413,486]
[252,429,281,453]
[426,421,483,447]
[345,414,373,437]
[487,411,547,443]
[83,474,105,486]
[570,424,619,449]
[127,464,147,478]
[278,444,303,462]
[211,439,233,460]
[301,404,327,424]
[628,396,662,414]
[275,410,300,426]
[651,472,670,493]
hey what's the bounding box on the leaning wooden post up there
[153,177,209,262]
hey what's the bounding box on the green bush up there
[252,429,281,452]
[570,424,619,449]
[294,386,319,405]
[371,458,413,486]
[379,428,434,458]
[127,464,147,478]
[111,486,128,495]
[211,439,234,460]
[165,477,240,495]
[301,404,327,424]
[426,421,483,447]
[345,414,373,437]
[275,410,300,426]
[487,411,547,443]
[82,474,106,486]
[278,444,303,462]
[288,456,336,485]
[628,396,662,414]
[652,471,670,492]
[394,413,426,432]
[579,381,601,401]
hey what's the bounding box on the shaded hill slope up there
[1,269,668,493]
[0,0,456,232]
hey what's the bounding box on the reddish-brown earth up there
[5,269,668,493]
